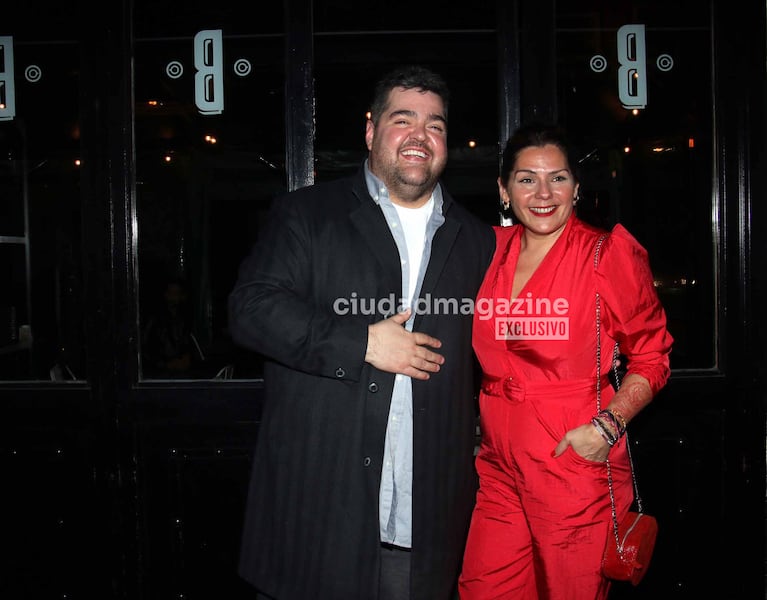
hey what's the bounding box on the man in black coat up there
[229,64,495,600]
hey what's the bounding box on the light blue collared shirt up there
[364,160,445,547]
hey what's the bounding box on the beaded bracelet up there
[597,410,621,437]
[591,416,618,446]
[607,407,628,432]
[599,408,626,437]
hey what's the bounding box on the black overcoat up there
[229,168,495,599]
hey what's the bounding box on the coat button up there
[368,382,378,393]
[335,367,346,378]
[363,457,371,467]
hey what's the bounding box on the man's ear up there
[365,119,375,151]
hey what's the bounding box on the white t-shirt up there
[393,196,434,307]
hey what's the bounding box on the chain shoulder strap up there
[594,233,643,553]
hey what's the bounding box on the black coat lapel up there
[420,199,461,297]
[348,177,402,298]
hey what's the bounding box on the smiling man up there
[229,65,495,600]
[365,84,448,207]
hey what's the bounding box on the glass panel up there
[134,1,285,380]
[314,6,499,224]
[0,8,85,381]
[315,0,496,31]
[556,1,715,369]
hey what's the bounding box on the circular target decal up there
[25,65,42,83]
[656,54,674,72]
[233,59,252,77]
[589,55,608,73]
[166,61,184,79]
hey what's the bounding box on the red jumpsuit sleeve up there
[595,225,673,395]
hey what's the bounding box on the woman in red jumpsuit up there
[459,124,673,600]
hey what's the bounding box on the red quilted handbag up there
[602,510,658,585]
[594,236,658,586]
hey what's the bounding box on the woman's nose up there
[536,182,552,198]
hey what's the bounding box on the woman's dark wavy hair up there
[369,65,450,124]
[499,122,579,186]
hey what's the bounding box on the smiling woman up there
[502,146,578,245]
[460,122,673,600]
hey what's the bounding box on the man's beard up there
[373,152,445,203]
[387,166,438,202]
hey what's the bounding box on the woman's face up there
[499,143,578,239]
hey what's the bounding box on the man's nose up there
[409,123,427,141]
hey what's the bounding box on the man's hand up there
[365,309,444,380]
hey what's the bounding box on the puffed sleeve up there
[595,225,673,395]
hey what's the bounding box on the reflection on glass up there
[556,5,715,369]
[135,27,286,380]
[0,36,84,381]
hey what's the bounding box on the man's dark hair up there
[369,65,450,124]
[499,122,579,186]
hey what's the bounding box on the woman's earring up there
[573,194,579,206]
[499,199,513,225]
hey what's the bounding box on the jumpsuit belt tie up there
[480,374,610,403]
